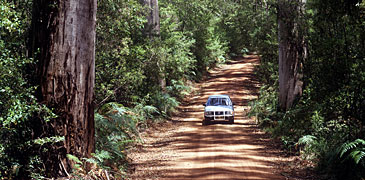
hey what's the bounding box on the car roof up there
[208,95,230,99]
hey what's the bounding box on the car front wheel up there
[229,117,234,124]
[202,118,210,125]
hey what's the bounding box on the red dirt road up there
[129,55,286,180]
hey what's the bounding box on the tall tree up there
[277,0,306,110]
[142,0,160,37]
[141,0,166,90]
[29,0,97,176]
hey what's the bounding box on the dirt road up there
[129,55,286,180]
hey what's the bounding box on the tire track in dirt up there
[129,55,285,180]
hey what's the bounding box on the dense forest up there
[0,0,364,179]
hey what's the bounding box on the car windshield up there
[207,98,230,106]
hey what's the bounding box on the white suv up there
[203,95,234,125]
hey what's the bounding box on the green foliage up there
[95,0,146,105]
[340,139,365,166]
[95,0,199,109]
[306,1,365,177]
[249,0,365,179]
[33,136,64,146]
[322,139,365,180]
[307,0,365,125]
[0,1,61,179]
[0,2,20,33]
[166,80,192,99]
[297,135,328,161]
[159,4,197,82]
[92,100,174,177]
[67,154,83,169]
[248,85,279,125]
[297,135,317,149]
[150,92,179,117]
[87,150,112,169]
[96,102,139,153]
[163,0,229,79]
[93,101,161,176]
[218,0,278,56]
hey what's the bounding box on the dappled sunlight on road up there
[163,55,283,179]
[130,55,284,180]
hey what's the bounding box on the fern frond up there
[340,139,365,158]
[142,105,159,114]
[354,139,365,145]
[350,150,365,164]
[67,154,83,165]
[94,101,141,171]
[340,139,365,167]
[297,135,317,146]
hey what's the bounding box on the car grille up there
[205,111,234,120]
[215,111,224,115]
[208,111,232,120]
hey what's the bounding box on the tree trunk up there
[141,0,165,90]
[278,0,306,111]
[142,0,160,37]
[30,0,96,176]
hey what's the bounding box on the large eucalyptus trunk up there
[30,0,96,176]
[141,0,165,90]
[142,0,160,37]
[278,0,306,111]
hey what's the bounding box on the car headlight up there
[225,111,233,115]
[205,111,213,116]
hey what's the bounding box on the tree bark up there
[141,0,165,90]
[278,0,306,111]
[30,0,96,176]
[142,0,160,37]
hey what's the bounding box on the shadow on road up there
[130,55,285,180]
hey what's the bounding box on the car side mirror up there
[203,103,206,106]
